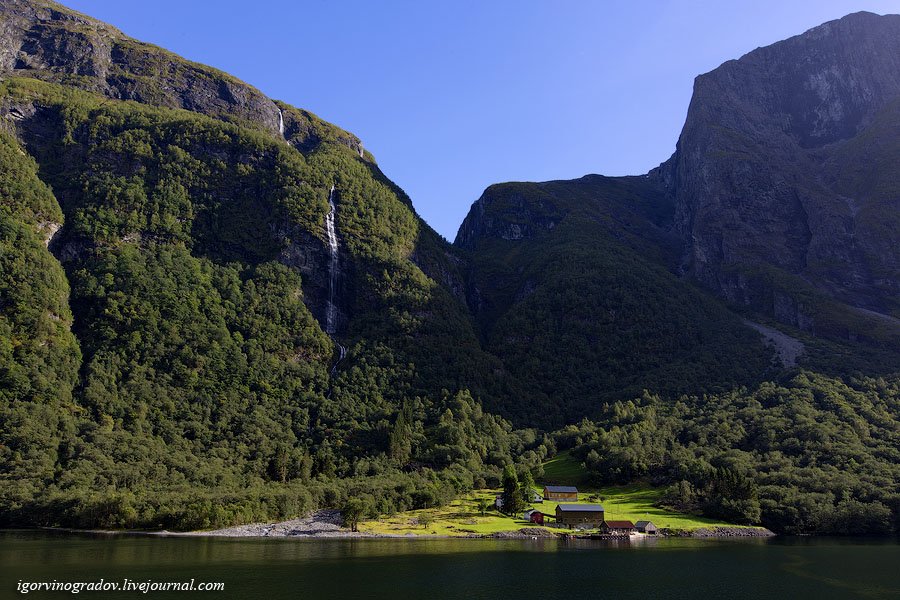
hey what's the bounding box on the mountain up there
[655,11,900,368]
[458,12,900,388]
[449,12,900,532]
[454,175,771,424]
[0,3,898,534]
[0,0,528,529]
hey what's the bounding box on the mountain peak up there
[659,9,900,346]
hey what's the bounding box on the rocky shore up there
[182,510,377,538]
[663,526,775,538]
[490,527,559,539]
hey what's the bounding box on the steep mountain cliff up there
[459,11,900,382]
[654,11,900,364]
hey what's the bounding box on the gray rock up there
[656,12,900,325]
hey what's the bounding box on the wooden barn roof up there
[604,520,636,528]
[556,504,604,512]
[544,485,578,493]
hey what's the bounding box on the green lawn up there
[359,452,741,536]
[359,482,736,537]
[540,450,589,486]
[543,485,734,530]
[358,489,538,536]
[538,451,736,529]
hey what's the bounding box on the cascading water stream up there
[324,185,346,375]
[277,108,285,137]
[325,185,339,335]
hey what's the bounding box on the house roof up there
[544,485,578,493]
[556,504,604,512]
[604,520,636,528]
[635,520,656,528]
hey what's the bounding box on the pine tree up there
[501,465,524,515]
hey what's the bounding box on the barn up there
[523,509,545,525]
[635,520,658,535]
[601,520,636,535]
[555,504,604,529]
[543,485,578,502]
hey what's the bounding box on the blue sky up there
[65,1,893,239]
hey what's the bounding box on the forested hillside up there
[455,176,772,425]
[0,2,898,534]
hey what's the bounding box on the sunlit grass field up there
[359,452,736,536]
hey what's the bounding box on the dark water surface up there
[1,531,898,599]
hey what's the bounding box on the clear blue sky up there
[64,1,893,240]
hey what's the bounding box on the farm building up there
[601,520,636,535]
[635,520,658,534]
[543,485,578,501]
[555,504,604,529]
[523,509,544,525]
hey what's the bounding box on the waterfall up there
[324,185,346,376]
[277,108,285,137]
[325,185,339,335]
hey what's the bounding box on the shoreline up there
[32,511,775,540]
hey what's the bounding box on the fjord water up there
[2,533,898,599]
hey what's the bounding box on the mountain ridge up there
[457,10,900,378]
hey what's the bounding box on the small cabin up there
[635,520,658,535]
[543,485,578,502]
[523,509,544,525]
[601,520,636,535]
[555,504,604,529]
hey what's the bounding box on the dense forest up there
[554,372,900,534]
[0,1,898,535]
[0,75,535,530]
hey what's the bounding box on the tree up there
[341,497,371,532]
[269,444,291,483]
[476,498,491,517]
[389,401,413,464]
[501,465,524,515]
[519,470,536,505]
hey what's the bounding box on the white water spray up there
[324,185,346,375]
[277,108,285,137]
[325,185,339,335]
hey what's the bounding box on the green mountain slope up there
[0,130,81,512]
[455,176,771,425]
[0,1,532,528]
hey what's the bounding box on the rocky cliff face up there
[0,0,280,129]
[454,183,563,249]
[0,0,366,157]
[455,11,900,378]
[657,11,900,323]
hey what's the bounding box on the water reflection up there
[1,532,897,600]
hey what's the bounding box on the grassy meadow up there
[358,452,735,536]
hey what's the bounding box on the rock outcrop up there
[454,183,562,249]
[656,11,900,322]
[0,0,366,156]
